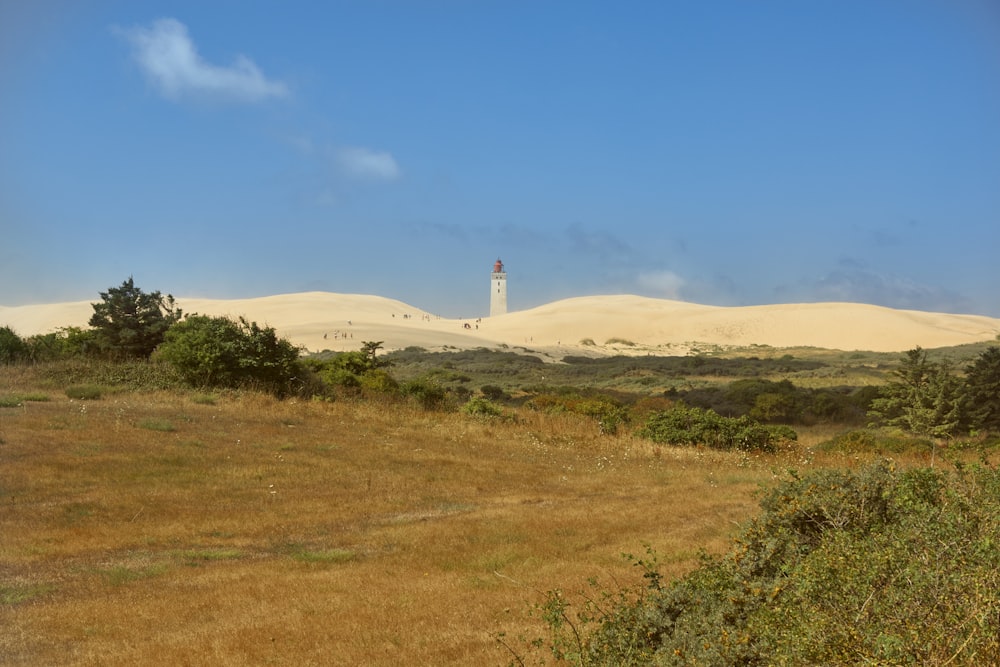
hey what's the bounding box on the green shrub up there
[401,378,447,410]
[818,428,935,455]
[480,384,508,401]
[638,404,786,453]
[66,385,103,400]
[189,393,217,405]
[0,326,29,364]
[138,418,175,432]
[463,396,504,418]
[359,369,400,395]
[36,359,182,392]
[525,462,1000,665]
[0,393,50,408]
[156,315,300,395]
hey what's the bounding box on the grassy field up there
[0,376,910,666]
[7,335,990,666]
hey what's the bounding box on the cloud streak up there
[637,270,686,300]
[118,18,288,102]
[813,268,972,314]
[336,147,401,181]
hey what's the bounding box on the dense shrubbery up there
[868,346,1000,438]
[965,346,1000,431]
[639,404,795,453]
[560,354,826,377]
[523,461,1000,665]
[0,325,30,363]
[462,396,507,419]
[675,379,878,425]
[156,315,301,395]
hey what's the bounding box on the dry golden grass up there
[0,387,912,666]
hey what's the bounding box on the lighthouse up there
[490,258,507,316]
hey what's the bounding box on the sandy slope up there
[2,292,998,357]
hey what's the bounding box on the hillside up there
[2,292,998,356]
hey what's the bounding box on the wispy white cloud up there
[336,147,401,181]
[565,224,634,263]
[813,268,972,313]
[117,18,288,102]
[637,270,686,299]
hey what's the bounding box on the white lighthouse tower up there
[490,258,507,316]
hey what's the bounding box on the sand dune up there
[2,292,998,357]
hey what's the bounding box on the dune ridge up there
[2,292,998,356]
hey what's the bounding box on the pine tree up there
[88,277,183,359]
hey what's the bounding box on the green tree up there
[156,314,300,394]
[88,277,183,359]
[868,347,964,437]
[965,346,1000,432]
[0,325,29,364]
[316,341,393,390]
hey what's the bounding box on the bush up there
[0,392,50,408]
[639,404,787,453]
[359,369,400,396]
[66,385,103,400]
[156,315,300,395]
[0,326,29,364]
[480,384,508,401]
[462,396,505,418]
[401,378,447,410]
[525,462,1000,665]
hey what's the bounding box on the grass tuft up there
[66,384,103,400]
[138,418,176,432]
[290,548,357,564]
[1,583,55,605]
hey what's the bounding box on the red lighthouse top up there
[493,258,504,273]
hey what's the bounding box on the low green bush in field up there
[818,428,935,455]
[638,404,792,453]
[0,392,51,407]
[189,393,217,405]
[522,461,1000,666]
[66,385,103,400]
[462,396,505,419]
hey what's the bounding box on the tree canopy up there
[965,346,1000,432]
[867,347,964,438]
[88,277,182,359]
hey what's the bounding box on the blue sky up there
[2,1,999,318]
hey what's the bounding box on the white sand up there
[2,292,998,357]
